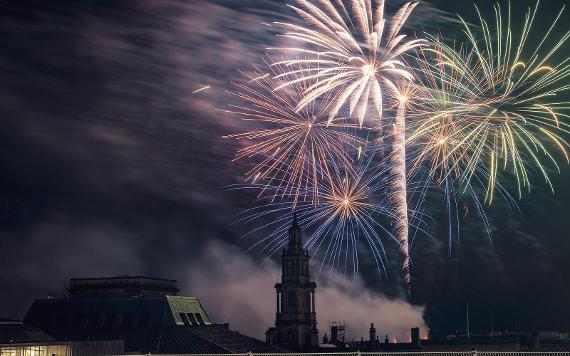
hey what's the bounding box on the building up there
[24,276,287,354]
[0,318,72,356]
[266,214,319,351]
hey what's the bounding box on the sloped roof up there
[152,327,227,354]
[166,296,211,325]
[0,319,56,344]
[189,325,290,353]
[23,285,288,354]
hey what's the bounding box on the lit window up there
[187,313,198,325]
[194,313,205,325]
[179,313,190,326]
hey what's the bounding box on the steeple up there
[266,212,318,351]
[288,212,303,252]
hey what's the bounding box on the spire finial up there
[292,211,299,228]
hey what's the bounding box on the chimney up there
[331,325,338,343]
[411,327,420,347]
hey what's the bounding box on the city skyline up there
[1,0,570,342]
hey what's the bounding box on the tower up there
[369,323,377,343]
[266,213,318,351]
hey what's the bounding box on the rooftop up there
[0,319,57,345]
[67,276,179,298]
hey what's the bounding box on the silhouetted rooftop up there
[0,319,56,344]
[67,276,179,298]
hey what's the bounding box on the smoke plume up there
[184,241,427,341]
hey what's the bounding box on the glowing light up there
[271,0,425,126]
[192,86,210,94]
[223,60,363,206]
[237,154,420,279]
[407,1,570,247]
[270,0,425,286]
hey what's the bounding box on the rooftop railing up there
[125,352,570,356]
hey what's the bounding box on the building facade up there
[266,214,319,351]
[24,276,286,354]
[0,318,72,356]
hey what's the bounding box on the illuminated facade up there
[0,319,70,356]
[0,344,70,356]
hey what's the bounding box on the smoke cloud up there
[184,241,427,341]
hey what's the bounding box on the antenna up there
[466,301,470,340]
[490,310,494,341]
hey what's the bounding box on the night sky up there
[1,0,570,341]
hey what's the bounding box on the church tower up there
[265,213,318,351]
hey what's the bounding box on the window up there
[23,346,47,356]
[179,313,190,325]
[187,313,198,325]
[194,313,205,325]
[1,347,18,356]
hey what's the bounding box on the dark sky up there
[1,0,570,340]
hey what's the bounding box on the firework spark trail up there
[391,95,410,283]
[271,0,424,126]
[222,59,364,206]
[233,144,430,279]
[417,2,570,201]
[404,1,570,248]
[271,0,424,286]
[192,85,211,94]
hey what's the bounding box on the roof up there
[24,295,211,331]
[23,295,285,353]
[189,324,290,353]
[0,319,56,344]
[68,276,179,298]
[166,296,212,325]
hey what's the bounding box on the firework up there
[272,0,424,126]
[236,147,427,279]
[409,2,570,209]
[222,60,364,206]
[271,0,424,284]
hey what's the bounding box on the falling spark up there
[406,1,570,247]
[271,0,424,286]
[223,59,364,206]
[249,73,270,82]
[192,85,211,94]
[236,150,428,279]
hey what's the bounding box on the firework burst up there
[236,147,427,279]
[271,0,424,284]
[272,0,424,126]
[222,60,364,206]
[409,2,570,207]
